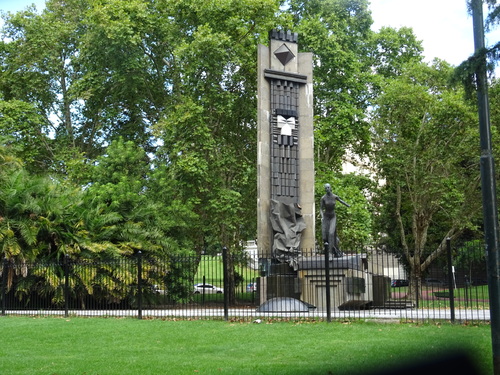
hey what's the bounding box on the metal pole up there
[137,251,143,320]
[202,275,206,305]
[2,257,7,315]
[324,242,331,322]
[222,246,229,321]
[472,1,500,373]
[446,238,455,323]
[64,254,69,318]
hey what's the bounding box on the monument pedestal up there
[297,255,373,310]
[256,254,374,311]
[257,263,300,305]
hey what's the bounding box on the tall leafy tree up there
[153,0,279,251]
[0,1,86,162]
[151,0,280,303]
[75,0,168,154]
[371,61,482,296]
[0,0,170,166]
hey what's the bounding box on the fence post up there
[471,2,500,373]
[465,275,470,308]
[1,257,7,316]
[137,251,143,320]
[446,238,455,323]
[222,246,229,321]
[324,242,331,323]
[64,254,69,318]
[202,275,206,305]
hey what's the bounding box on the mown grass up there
[195,255,258,287]
[0,316,492,375]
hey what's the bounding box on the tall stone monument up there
[257,30,315,268]
[256,32,374,311]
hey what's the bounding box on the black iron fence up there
[0,241,490,322]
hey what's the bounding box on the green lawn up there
[0,316,492,375]
[195,255,258,287]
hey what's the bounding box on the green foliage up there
[371,60,483,292]
[0,168,82,262]
[0,100,52,172]
[369,26,424,79]
[454,240,487,279]
[81,137,194,257]
[2,0,489,306]
[85,138,149,210]
[165,254,197,303]
[0,0,426,258]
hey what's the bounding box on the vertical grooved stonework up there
[257,31,315,257]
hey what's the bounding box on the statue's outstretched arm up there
[337,197,350,208]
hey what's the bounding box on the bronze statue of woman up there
[320,183,350,257]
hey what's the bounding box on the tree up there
[0,160,92,298]
[0,0,172,167]
[82,138,188,255]
[150,0,279,303]
[0,139,172,306]
[73,0,168,154]
[371,60,483,297]
[0,1,86,163]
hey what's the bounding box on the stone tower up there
[257,30,315,266]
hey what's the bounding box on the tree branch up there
[396,184,410,260]
[421,226,463,272]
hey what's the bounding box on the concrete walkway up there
[1,307,490,322]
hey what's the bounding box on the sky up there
[370,0,500,66]
[1,0,499,67]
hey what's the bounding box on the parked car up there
[391,279,409,287]
[193,283,223,294]
[246,283,257,292]
[424,278,445,287]
[152,285,167,295]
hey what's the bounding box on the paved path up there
[2,307,490,322]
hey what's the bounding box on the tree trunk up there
[226,252,236,305]
[59,68,74,147]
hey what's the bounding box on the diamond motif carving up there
[274,43,295,66]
